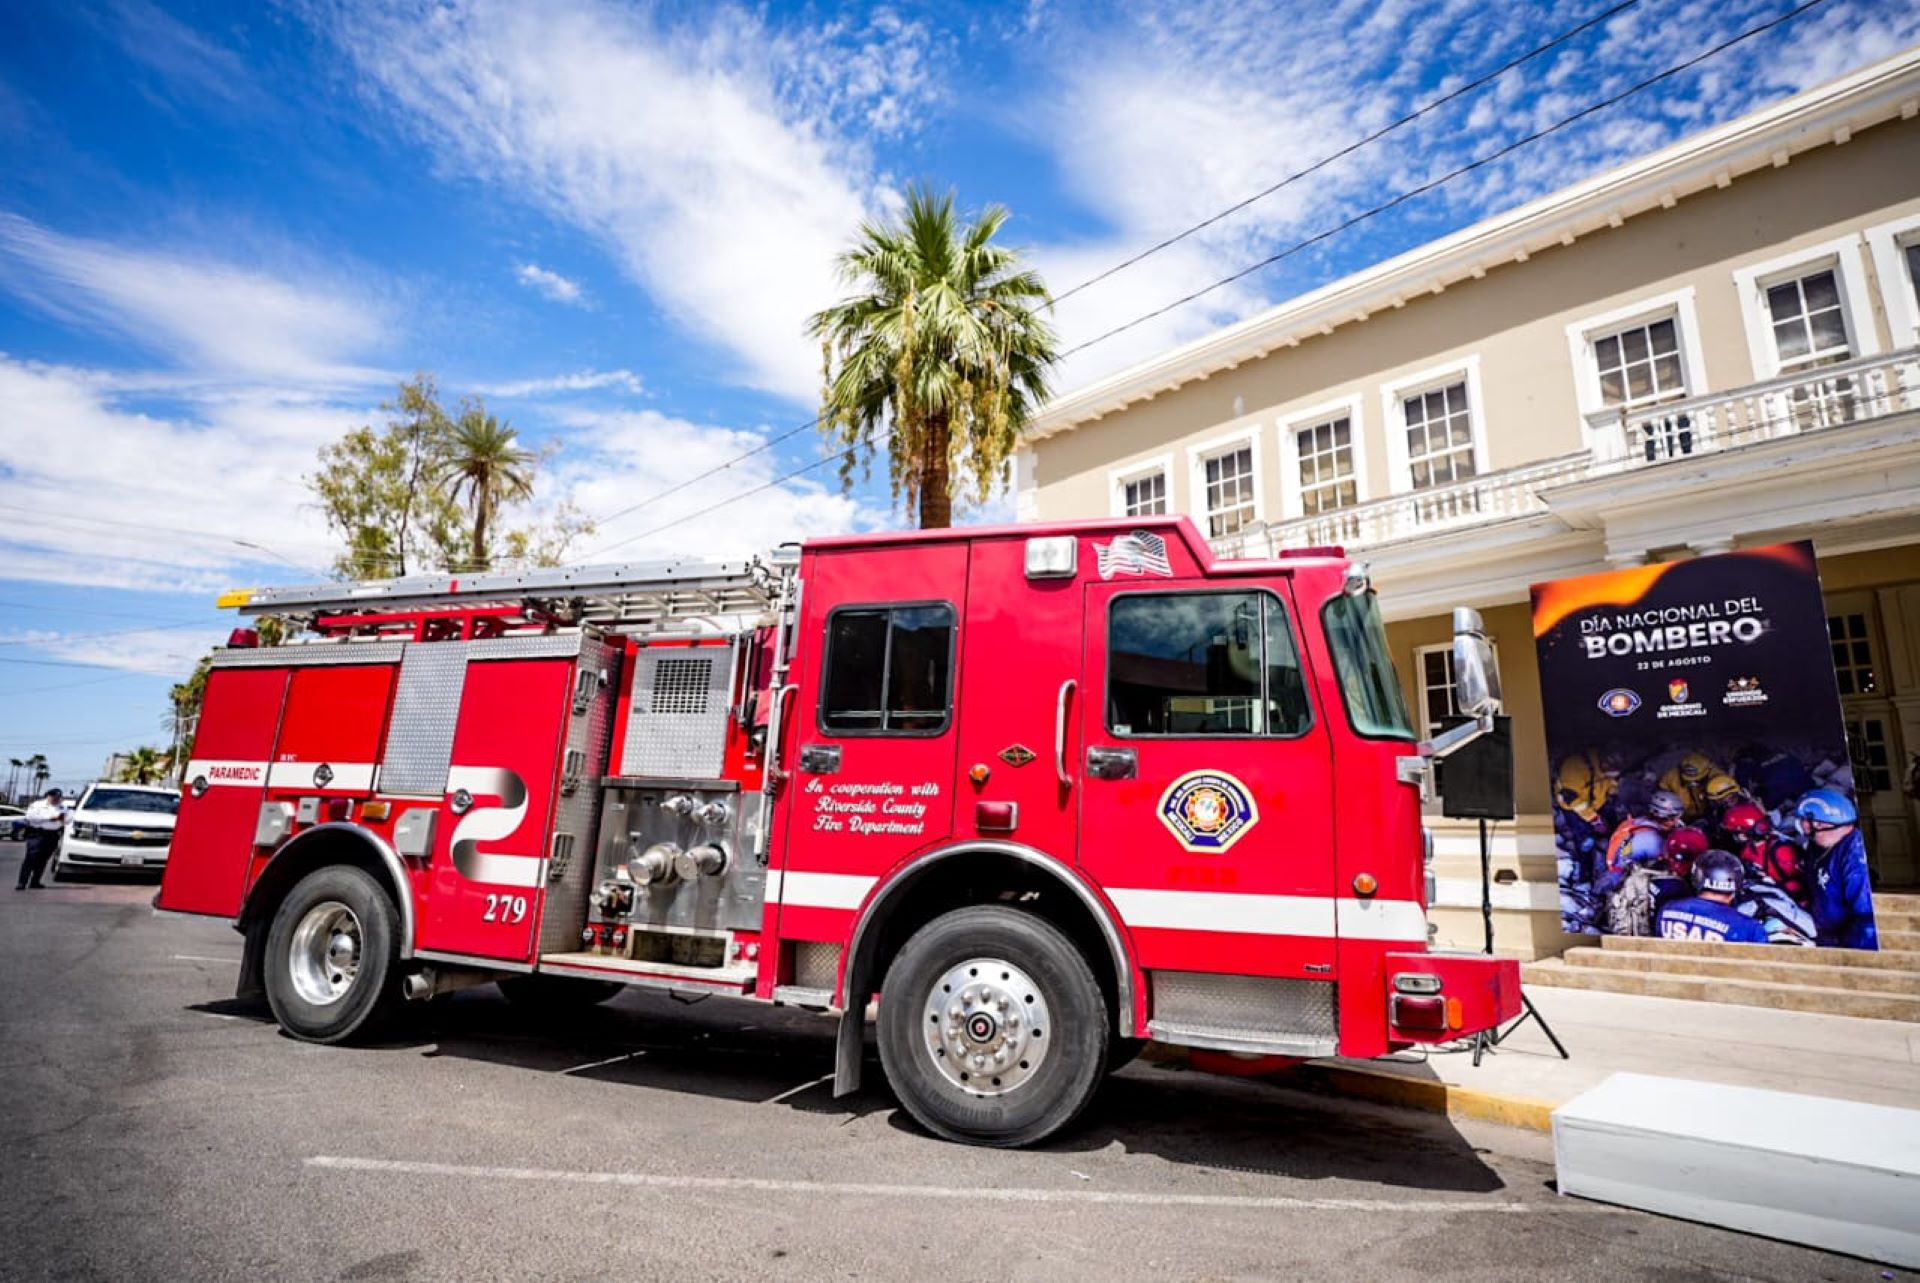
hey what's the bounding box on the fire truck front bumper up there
[1381,951,1521,1044]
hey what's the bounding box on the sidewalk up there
[1267,987,1920,1131]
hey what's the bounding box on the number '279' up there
[483,894,528,923]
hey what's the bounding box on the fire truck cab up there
[159,516,1519,1147]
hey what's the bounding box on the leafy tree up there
[167,658,212,781]
[115,746,167,785]
[437,409,536,571]
[28,753,48,795]
[309,375,467,578]
[809,185,1058,528]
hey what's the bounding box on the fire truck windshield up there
[1321,591,1416,740]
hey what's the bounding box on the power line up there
[1060,0,1833,357]
[1048,0,1646,306]
[553,5,1651,544]
[575,0,1832,555]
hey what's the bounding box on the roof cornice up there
[1025,45,1920,442]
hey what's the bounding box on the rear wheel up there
[877,906,1108,1148]
[263,865,401,1043]
[497,974,624,1009]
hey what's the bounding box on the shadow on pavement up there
[330,983,1511,1194]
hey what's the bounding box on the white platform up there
[1553,1072,1920,1267]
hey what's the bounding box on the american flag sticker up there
[1094,530,1173,579]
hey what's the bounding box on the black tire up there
[1107,1035,1147,1073]
[497,974,624,1009]
[877,906,1109,1148]
[48,856,71,883]
[262,865,402,1044]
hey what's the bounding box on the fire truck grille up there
[649,658,712,715]
[1146,971,1339,1057]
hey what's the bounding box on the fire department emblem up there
[1158,770,1259,853]
[997,744,1037,768]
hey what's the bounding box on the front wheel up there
[877,906,1109,1148]
[262,865,401,1043]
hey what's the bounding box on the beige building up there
[1019,48,1920,957]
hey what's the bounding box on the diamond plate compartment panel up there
[620,645,733,779]
[1148,971,1338,1042]
[210,641,405,669]
[380,643,469,796]
[793,941,841,991]
[538,635,619,954]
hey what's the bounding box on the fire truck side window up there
[1106,591,1311,738]
[820,603,956,735]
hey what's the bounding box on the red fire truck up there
[157,516,1518,1146]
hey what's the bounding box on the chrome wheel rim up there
[289,900,362,1006]
[923,956,1051,1096]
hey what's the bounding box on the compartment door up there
[415,657,572,962]
[159,666,291,917]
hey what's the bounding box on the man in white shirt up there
[16,788,65,890]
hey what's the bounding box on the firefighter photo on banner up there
[1532,541,1878,951]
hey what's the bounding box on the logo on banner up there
[1658,676,1705,720]
[1094,530,1173,579]
[1598,688,1641,717]
[1158,770,1259,853]
[1723,675,1769,708]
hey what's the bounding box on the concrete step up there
[1883,930,1920,952]
[1874,892,1920,914]
[1598,933,1920,970]
[1879,911,1919,933]
[1523,958,1920,1021]
[1561,946,1920,996]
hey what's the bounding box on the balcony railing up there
[1221,345,1920,557]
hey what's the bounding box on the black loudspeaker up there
[1436,714,1515,820]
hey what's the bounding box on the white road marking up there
[560,1050,647,1075]
[171,954,240,964]
[761,1073,834,1105]
[306,1156,1540,1213]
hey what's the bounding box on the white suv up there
[54,783,179,877]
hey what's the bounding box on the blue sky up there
[2,0,1916,790]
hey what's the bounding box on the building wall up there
[1028,113,1920,529]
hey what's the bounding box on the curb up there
[1143,1044,1557,1133]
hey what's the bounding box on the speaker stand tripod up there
[1467,818,1569,1067]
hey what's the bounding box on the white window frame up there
[1864,212,1920,351]
[1107,453,1174,519]
[1563,287,1709,430]
[1380,355,1488,496]
[1277,394,1368,520]
[1731,234,1879,380]
[1186,426,1266,539]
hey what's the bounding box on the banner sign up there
[1532,542,1878,950]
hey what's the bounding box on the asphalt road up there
[0,840,1907,1283]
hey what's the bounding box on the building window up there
[1827,611,1878,696]
[1123,472,1166,517]
[1844,717,1894,796]
[1199,442,1257,538]
[1765,268,1852,371]
[1864,214,1920,351]
[1295,417,1358,515]
[1594,318,1688,409]
[1106,591,1311,737]
[820,603,955,735]
[1732,236,1878,380]
[1402,382,1477,491]
[1414,641,1499,739]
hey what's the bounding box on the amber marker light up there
[1352,872,1378,896]
[360,801,392,822]
[968,763,991,785]
[1446,997,1465,1030]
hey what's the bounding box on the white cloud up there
[0,213,392,386]
[543,407,874,562]
[316,0,933,401]
[515,262,586,306]
[471,368,644,398]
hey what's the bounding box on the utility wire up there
[554,3,1646,541]
[580,0,1829,553]
[1060,0,1833,357]
[1047,0,1646,306]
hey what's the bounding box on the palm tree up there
[27,754,49,796]
[809,185,1058,529]
[117,746,166,785]
[7,758,21,804]
[437,408,535,571]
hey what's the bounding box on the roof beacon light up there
[1024,536,1077,580]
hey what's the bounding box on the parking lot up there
[0,841,1903,1282]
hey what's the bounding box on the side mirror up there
[1451,607,1502,719]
